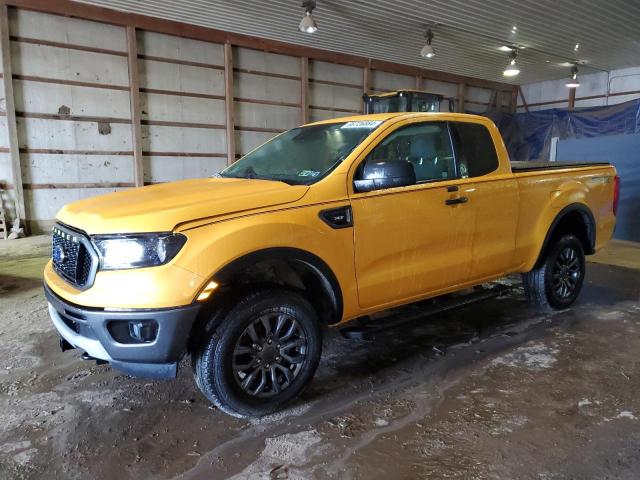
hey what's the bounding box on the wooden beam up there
[498,90,509,112]
[5,0,515,92]
[126,25,144,187]
[362,61,371,114]
[362,68,370,94]
[518,86,530,113]
[568,87,576,110]
[510,88,518,113]
[224,42,236,165]
[457,83,466,112]
[0,3,26,228]
[300,56,309,124]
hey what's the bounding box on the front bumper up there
[45,283,201,379]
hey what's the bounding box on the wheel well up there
[537,205,595,266]
[205,248,343,326]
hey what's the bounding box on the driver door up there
[350,121,475,309]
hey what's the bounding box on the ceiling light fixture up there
[566,65,580,88]
[420,28,435,58]
[503,49,520,77]
[298,0,318,34]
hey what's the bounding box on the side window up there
[450,122,499,178]
[359,122,456,183]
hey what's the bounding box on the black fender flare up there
[212,247,344,324]
[536,203,596,267]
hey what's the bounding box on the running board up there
[339,284,510,340]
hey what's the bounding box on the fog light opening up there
[129,320,158,343]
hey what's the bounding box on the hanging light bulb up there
[420,28,435,58]
[298,0,318,33]
[503,49,520,77]
[566,66,580,88]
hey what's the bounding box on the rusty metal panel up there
[235,102,300,130]
[141,92,225,125]
[11,8,126,52]
[11,42,129,86]
[235,47,300,76]
[234,72,300,104]
[144,155,227,183]
[139,58,225,95]
[142,125,226,154]
[138,30,223,65]
[235,130,277,156]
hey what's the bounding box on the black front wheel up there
[522,234,586,311]
[193,289,322,417]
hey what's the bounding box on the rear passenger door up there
[449,121,520,280]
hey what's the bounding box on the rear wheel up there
[522,234,586,311]
[193,289,322,417]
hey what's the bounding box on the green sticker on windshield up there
[341,121,383,129]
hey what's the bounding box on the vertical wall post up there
[414,75,421,90]
[300,56,309,124]
[510,88,519,113]
[126,25,144,187]
[568,87,576,110]
[518,86,530,113]
[362,62,370,113]
[457,83,466,112]
[0,3,26,230]
[224,42,236,165]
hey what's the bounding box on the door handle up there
[447,185,459,192]
[445,196,468,206]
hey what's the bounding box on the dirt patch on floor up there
[0,237,639,479]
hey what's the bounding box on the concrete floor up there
[0,237,639,479]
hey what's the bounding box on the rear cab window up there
[449,122,499,178]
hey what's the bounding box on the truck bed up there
[511,161,611,173]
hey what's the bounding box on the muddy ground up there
[0,237,639,479]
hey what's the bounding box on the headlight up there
[92,233,187,270]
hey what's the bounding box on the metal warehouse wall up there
[518,66,640,112]
[0,4,515,234]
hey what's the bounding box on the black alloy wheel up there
[232,313,308,397]
[551,246,582,299]
[193,289,322,417]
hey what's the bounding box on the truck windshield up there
[220,121,382,185]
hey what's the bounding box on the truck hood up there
[57,178,309,234]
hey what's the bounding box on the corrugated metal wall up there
[518,66,640,112]
[0,7,510,233]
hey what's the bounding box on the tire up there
[192,288,322,417]
[522,234,586,311]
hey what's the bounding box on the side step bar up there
[340,284,511,340]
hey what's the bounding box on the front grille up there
[52,224,96,289]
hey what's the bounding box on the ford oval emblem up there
[53,244,66,264]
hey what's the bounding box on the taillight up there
[613,175,620,216]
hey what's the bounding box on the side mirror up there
[353,160,416,193]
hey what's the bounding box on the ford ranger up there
[44,113,619,417]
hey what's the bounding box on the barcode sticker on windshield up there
[341,121,383,129]
[299,170,320,177]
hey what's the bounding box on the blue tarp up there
[488,99,640,161]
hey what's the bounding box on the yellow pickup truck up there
[44,112,618,416]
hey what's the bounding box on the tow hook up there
[59,337,74,352]
[81,351,108,365]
